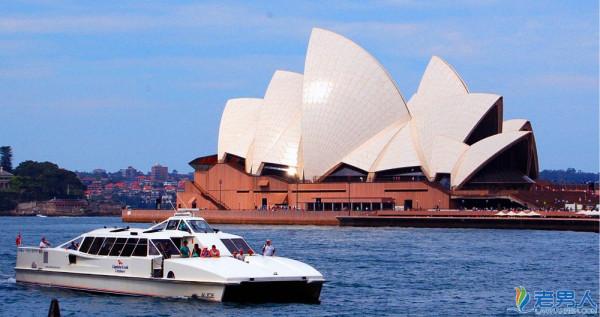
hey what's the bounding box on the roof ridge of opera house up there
[179,27,539,211]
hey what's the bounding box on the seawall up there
[122,209,599,232]
[122,209,373,225]
[337,216,599,233]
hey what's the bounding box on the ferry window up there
[98,238,116,256]
[150,221,168,231]
[231,238,253,253]
[170,238,182,249]
[220,239,237,254]
[88,237,105,255]
[120,238,139,257]
[79,237,94,253]
[188,220,212,233]
[178,221,191,233]
[151,239,180,257]
[165,220,180,230]
[133,239,148,257]
[109,238,127,256]
[149,241,160,256]
[60,236,83,249]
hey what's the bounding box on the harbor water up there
[0,217,598,316]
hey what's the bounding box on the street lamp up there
[286,167,299,210]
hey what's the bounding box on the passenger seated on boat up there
[210,245,220,257]
[247,249,254,256]
[67,241,78,250]
[192,244,201,257]
[39,237,51,248]
[180,240,191,258]
[236,250,244,260]
[232,251,238,259]
[200,247,210,257]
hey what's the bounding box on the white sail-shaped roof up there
[410,92,501,178]
[300,28,411,180]
[250,71,303,173]
[503,119,530,132]
[262,115,302,170]
[430,136,469,175]
[414,56,468,100]
[217,98,262,161]
[373,123,421,172]
[341,121,406,172]
[212,28,538,190]
[451,131,531,188]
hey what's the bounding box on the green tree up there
[10,161,86,201]
[0,146,12,172]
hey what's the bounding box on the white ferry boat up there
[15,212,324,303]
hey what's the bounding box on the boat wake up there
[1,277,16,284]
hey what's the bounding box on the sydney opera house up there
[177,28,539,211]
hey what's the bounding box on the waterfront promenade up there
[123,209,373,225]
[122,209,599,232]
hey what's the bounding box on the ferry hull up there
[16,268,226,301]
[16,269,323,303]
[222,280,323,303]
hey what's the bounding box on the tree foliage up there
[9,161,86,201]
[539,168,599,184]
[0,146,12,172]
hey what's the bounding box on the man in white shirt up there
[262,239,275,256]
[39,237,51,248]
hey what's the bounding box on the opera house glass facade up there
[178,28,538,211]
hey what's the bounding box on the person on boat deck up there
[39,237,51,248]
[192,244,201,257]
[232,251,238,259]
[236,250,244,260]
[262,239,275,256]
[200,247,210,257]
[67,241,78,250]
[210,245,220,257]
[180,240,191,258]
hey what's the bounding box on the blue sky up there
[0,0,598,173]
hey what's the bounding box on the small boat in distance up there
[36,214,47,218]
[15,212,324,303]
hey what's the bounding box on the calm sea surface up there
[0,217,597,316]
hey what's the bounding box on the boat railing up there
[174,210,194,217]
[18,246,46,252]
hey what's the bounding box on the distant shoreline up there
[0,211,120,217]
[0,215,119,217]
